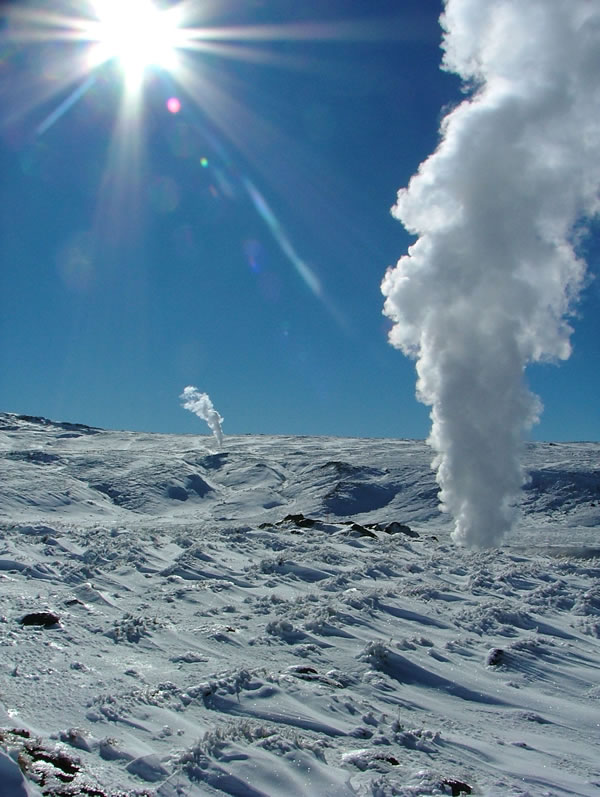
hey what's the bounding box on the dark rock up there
[283,513,316,528]
[24,745,79,782]
[0,729,30,740]
[58,420,100,434]
[486,648,505,666]
[384,521,419,538]
[20,612,60,628]
[14,414,100,435]
[17,414,50,425]
[73,788,108,797]
[366,521,419,538]
[442,779,472,796]
[350,523,378,538]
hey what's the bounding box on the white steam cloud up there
[382,0,600,548]
[180,386,224,449]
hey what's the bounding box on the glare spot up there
[200,157,209,168]
[167,96,181,114]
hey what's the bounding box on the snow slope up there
[0,412,598,796]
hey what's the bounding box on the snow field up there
[0,413,599,795]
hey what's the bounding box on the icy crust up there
[0,414,599,795]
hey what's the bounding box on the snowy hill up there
[0,412,599,796]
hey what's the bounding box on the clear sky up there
[1,0,598,440]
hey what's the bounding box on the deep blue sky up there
[1,0,598,440]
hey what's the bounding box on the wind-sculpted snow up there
[0,413,599,795]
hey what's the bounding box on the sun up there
[88,0,181,85]
[1,0,363,320]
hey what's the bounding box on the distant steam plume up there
[382,0,600,548]
[180,387,224,448]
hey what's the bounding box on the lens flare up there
[2,1,382,327]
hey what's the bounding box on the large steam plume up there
[382,0,600,548]
[180,387,224,449]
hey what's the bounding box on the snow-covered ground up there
[0,412,598,796]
